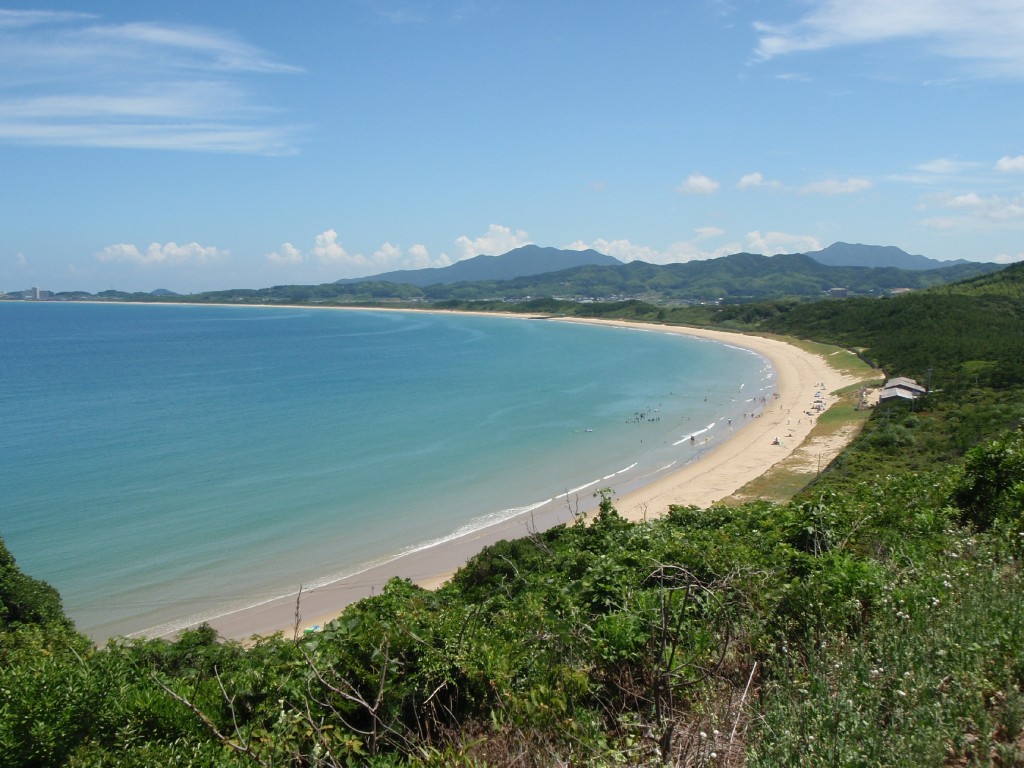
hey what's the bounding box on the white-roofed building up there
[879,376,927,403]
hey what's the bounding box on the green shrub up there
[954,428,1024,531]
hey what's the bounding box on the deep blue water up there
[0,302,772,639]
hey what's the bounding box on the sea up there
[0,301,774,640]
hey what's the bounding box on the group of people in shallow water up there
[627,407,661,423]
[628,386,791,450]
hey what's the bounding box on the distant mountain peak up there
[337,245,622,287]
[805,242,969,270]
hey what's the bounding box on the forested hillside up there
[3,270,1024,766]
[421,253,996,303]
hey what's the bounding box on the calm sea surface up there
[0,302,772,639]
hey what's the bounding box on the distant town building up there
[828,287,848,298]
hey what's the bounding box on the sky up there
[2,0,1023,294]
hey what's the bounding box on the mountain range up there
[338,242,975,289]
[40,242,1004,306]
[417,251,999,304]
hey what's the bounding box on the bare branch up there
[151,672,269,767]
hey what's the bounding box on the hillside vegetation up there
[3,269,1024,766]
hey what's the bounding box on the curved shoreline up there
[564,320,861,518]
[195,314,863,641]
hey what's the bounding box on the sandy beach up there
[202,317,865,641]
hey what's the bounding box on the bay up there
[0,302,772,639]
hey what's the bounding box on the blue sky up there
[2,1,1023,293]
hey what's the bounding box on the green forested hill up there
[935,259,1024,299]
[760,292,1024,388]
[752,260,1024,389]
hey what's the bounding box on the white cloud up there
[914,158,977,174]
[940,192,1024,220]
[265,230,457,278]
[802,177,873,195]
[945,192,987,208]
[523,229,822,266]
[565,228,738,265]
[754,1,1024,77]
[677,173,720,195]
[564,238,665,263]
[453,224,532,260]
[372,242,403,267]
[0,9,301,154]
[774,71,813,82]
[308,229,368,268]
[15,252,27,267]
[266,243,303,264]
[694,226,727,240]
[922,190,1024,231]
[991,251,1024,264]
[374,242,450,271]
[743,230,822,255]
[996,155,1024,172]
[0,9,93,29]
[922,216,959,230]
[989,202,1024,221]
[889,158,986,186]
[96,241,226,265]
[737,171,781,189]
[371,242,450,271]
[407,243,444,269]
[90,22,303,75]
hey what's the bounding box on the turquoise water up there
[0,302,772,640]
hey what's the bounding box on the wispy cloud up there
[802,177,873,195]
[888,157,993,187]
[922,190,1024,232]
[365,1,486,25]
[914,158,980,175]
[754,1,1024,78]
[0,8,302,154]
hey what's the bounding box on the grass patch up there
[726,389,875,504]
[750,534,1024,767]
[765,335,878,378]
[721,337,879,505]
